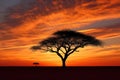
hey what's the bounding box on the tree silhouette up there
[31,30,102,67]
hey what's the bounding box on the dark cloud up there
[105,3,120,9]
[78,18,120,30]
[1,0,119,30]
[0,0,120,47]
[85,3,98,9]
[0,0,20,23]
[80,26,120,40]
[2,0,77,28]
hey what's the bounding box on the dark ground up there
[0,66,120,80]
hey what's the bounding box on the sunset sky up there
[0,0,120,66]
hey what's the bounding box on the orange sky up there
[0,0,120,66]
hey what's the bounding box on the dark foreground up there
[0,66,120,80]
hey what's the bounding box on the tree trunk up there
[62,59,66,67]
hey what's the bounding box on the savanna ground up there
[0,66,120,80]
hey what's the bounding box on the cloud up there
[77,19,120,40]
[76,18,120,30]
[95,45,120,52]
[1,0,120,29]
[1,0,120,47]
[96,54,120,58]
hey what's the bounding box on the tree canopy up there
[31,30,102,67]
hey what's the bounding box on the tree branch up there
[59,49,65,54]
[68,46,81,56]
[56,52,64,60]
[57,46,64,60]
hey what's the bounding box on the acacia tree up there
[31,30,102,67]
